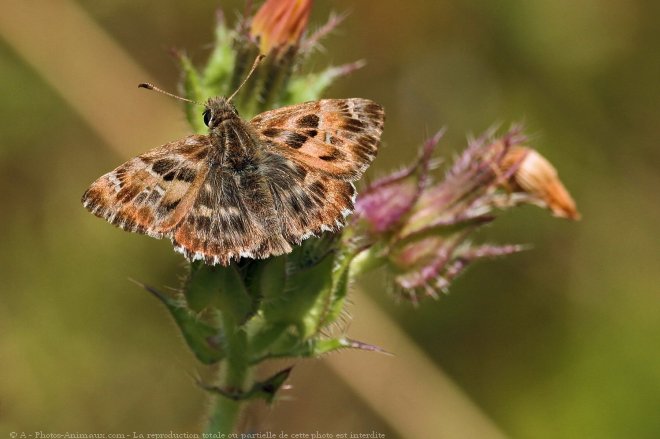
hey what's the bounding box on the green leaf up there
[297,337,388,357]
[247,321,291,357]
[262,252,335,338]
[138,282,224,364]
[177,53,206,134]
[245,256,287,302]
[185,263,253,324]
[254,336,389,362]
[284,61,365,104]
[202,23,235,98]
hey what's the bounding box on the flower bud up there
[250,0,313,54]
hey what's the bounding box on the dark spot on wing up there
[340,187,353,206]
[82,188,102,207]
[319,149,345,162]
[289,195,302,211]
[193,148,209,160]
[297,114,319,129]
[134,192,148,204]
[152,159,177,176]
[343,118,365,133]
[364,102,383,116]
[115,167,127,180]
[300,193,316,209]
[329,136,344,147]
[293,163,307,180]
[122,217,136,231]
[177,168,196,182]
[285,132,308,149]
[358,134,378,148]
[262,128,282,138]
[146,190,162,204]
[159,199,180,213]
[310,181,326,197]
[116,185,140,202]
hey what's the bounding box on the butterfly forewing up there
[82,135,210,237]
[251,99,384,179]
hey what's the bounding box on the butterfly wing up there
[250,98,385,241]
[81,134,211,237]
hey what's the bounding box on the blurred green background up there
[1,0,659,437]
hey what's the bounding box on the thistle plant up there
[126,0,579,433]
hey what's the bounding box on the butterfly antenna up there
[227,54,265,103]
[138,83,201,105]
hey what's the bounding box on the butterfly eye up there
[203,109,212,127]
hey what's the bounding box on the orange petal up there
[507,147,581,220]
[250,0,312,53]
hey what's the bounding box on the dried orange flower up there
[504,146,581,220]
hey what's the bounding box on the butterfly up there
[81,85,384,266]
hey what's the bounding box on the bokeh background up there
[2,0,659,437]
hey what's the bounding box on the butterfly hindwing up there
[259,150,356,242]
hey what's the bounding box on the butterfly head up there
[203,97,239,129]
[199,55,264,130]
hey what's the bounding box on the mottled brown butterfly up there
[81,63,384,266]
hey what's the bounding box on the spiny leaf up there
[199,367,293,404]
[135,281,224,365]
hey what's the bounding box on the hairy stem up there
[204,314,251,434]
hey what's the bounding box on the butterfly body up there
[82,97,384,265]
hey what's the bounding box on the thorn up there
[128,277,168,302]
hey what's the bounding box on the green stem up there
[204,314,251,434]
[350,243,388,278]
